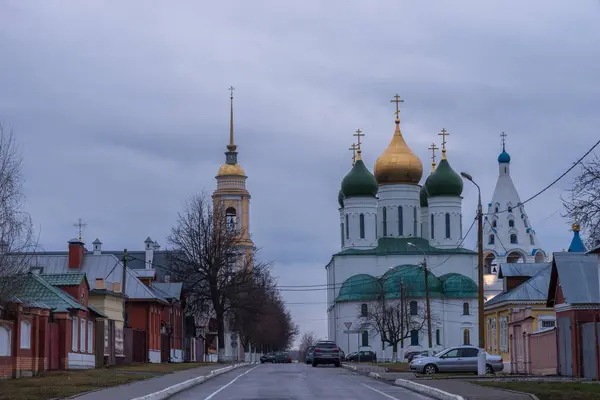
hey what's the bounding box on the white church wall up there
[427,196,463,249]
[343,197,378,249]
[377,185,421,239]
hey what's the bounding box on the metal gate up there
[582,323,597,379]
[48,322,60,370]
[558,316,572,376]
[132,329,147,363]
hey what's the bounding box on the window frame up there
[20,320,31,350]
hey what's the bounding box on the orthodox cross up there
[390,94,404,120]
[353,129,365,159]
[500,131,507,150]
[73,218,87,241]
[428,142,439,171]
[438,128,449,158]
[228,86,235,99]
[349,143,358,166]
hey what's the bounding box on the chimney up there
[96,278,105,290]
[68,239,85,269]
[144,237,154,270]
[92,238,102,255]
[113,282,122,293]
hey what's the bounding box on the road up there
[170,362,433,400]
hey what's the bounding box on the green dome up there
[338,189,344,208]
[341,160,378,198]
[382,265,443,298]
[336,274,381,302]
[439,273,478,298]
[419,174,433,207]
[424,159,463,197]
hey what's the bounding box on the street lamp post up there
[460,171,486,376]
[408,242,432,354]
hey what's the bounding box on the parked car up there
[405,350,428,362]
[274,352,292,363]
[260,353,276,363]
[410,350,430,361]
[346,350,377,363]
[305,346,316,364]
[339,349,345,361]
[409,346,504,375]
[312,341,341,367]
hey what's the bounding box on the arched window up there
[20,320,31,349]
[340,223,345,247]
[398,206,403,236]
[530,235,535,245]
[435,329,441,346]
[382,207,387,237]
[508,219,515,228]
[463,302,469,315]
[413,207,418,236]
[463,329,471,345]
[225,207,237,232]
[492,220,497,228]
[361,331,369,346]
[345,214,349,239]
[359,214,365,239]
[430,214,435,239]
[495,206,499,213]
[488,235,495,245]
[510,234,518,244]
[410,301,418,316]
[410,330,419,346]
[361,303,368,317]
[445,213,451,239]
[0,326,10,356]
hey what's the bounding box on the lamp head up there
[460,172,473,181]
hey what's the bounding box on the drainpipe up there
[595,314,599,380]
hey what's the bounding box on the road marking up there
[362,383,402,400]
[203,364,260,400]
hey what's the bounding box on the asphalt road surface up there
[170,362,433,400]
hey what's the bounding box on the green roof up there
[439,273,478,298]
[382,265,443,298]
[424,158,463,198]
[39,273,87,287]
[419,184,428,207]
[338,189,344,208]
[341,160,378,198]
[337,274,382,302]
[335,237,476,256]
[13,273,87,313]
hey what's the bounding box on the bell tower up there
[212,86,254,252]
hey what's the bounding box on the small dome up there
[338,189,344,208]
[336,274,381,302]
[374,120,423,185]
[341,160,378,198]
[498,150,511,164]
[382,265,443,298]
[424,159,463,197]
[439,273,477,298]
[217,163,246,177]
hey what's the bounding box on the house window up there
[345,214,349,239]
[361,331,369,347]
[413,207,417,236]
[361,303,368,317]
[382,207,387,236]
[500,317,508,352]
[0,326,10,356]
[410,330,419,346]
[410,301,418,316]
[445,213,451,238]
[359,214,365,239]
[538,315,556,330]
[87,321,93,353]
[463,302,469,315]
[541,320,556,328]
[491,318,497,352]
[72,318,79,351]
[436,329,441,346]
[463,329,471,345]
[20,320,31,349]
[510,234,518,244]
[398,206,403,236]
[431,214,435,239]
[81,293,85,304]
[225,207,237,232]
[508,219,514,228]
[80,319,86,352]
[488,235,495,245]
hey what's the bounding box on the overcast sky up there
[1,1,599,345]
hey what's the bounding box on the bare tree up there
[297,332,318,361]
[356,284,437,362]
[562,154,600,248]
[167,192,273,360]
[0,124,35,314]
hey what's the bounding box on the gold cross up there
[428,142,439,172]
[73,218,87,241]
[228,86,235,99]
[390,94,404,120]
[500,131,507,149]
[353,129,365,160]
[349,143,358,165]
[438,128,449,158]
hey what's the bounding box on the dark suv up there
[312,340,341,367]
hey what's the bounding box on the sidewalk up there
[73,364,242,400]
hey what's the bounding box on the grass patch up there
[375,362,410,372]
[109,362,211,374]
[474,381,600,400]
[0,370,153,400]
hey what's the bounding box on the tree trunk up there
[217,314,226,362]
[392,342,398,363]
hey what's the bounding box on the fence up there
[527,328,557,375]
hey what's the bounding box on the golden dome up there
[572,223,581,232]
[217,163,246,177]
[374,120,423,185]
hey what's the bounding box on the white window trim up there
[491,318,497,353]
[0,325,11,356]
[500,317,508,352]
[72,317,78,351]
[87,321,93,354]
[80,318,86,352]
[20,320,31,349]
[537,314,556,330]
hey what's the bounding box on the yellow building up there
[89,278,126,363]
[483,263,554,371]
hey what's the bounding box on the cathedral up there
[325,95,552,362]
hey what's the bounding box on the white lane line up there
[362,383,403,400]
[203,364,261,400]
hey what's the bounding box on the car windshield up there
[434,348,450,357]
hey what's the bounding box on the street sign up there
[344,322,353,329]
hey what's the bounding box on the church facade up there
[326,97,480,360]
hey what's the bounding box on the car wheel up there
[312,361,318,367]
[335,362,341,368]
[424,364,438,375]
[485,364,494,374]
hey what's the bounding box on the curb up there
[130,362,252,400]
[393,379,465,400]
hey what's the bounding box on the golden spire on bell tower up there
[353,129,364,161]
[227,86,236,152]
[349,143,358,166]
[438,128,449,160]
[428,142,439,172]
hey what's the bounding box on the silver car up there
[409,345,504,375]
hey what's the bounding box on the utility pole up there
[423,259,433,352]
[400,281,404,352]
[122,249,128,328]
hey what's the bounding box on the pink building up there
[509,307,557,375]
